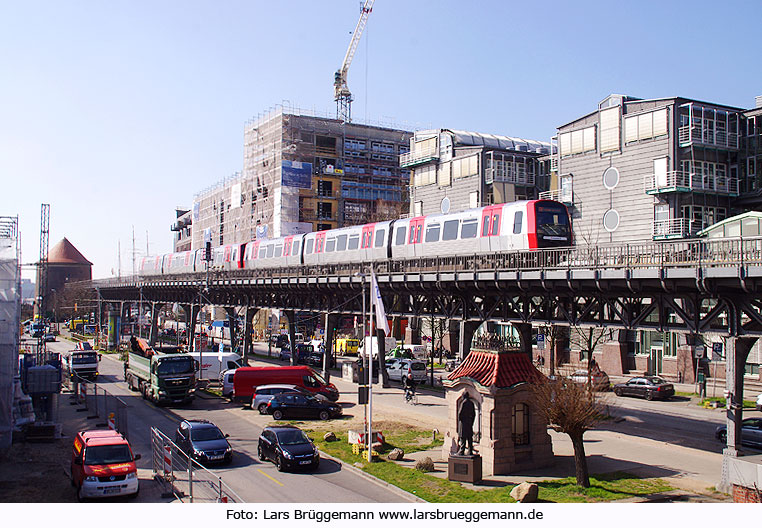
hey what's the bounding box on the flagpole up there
[367,268,373,463]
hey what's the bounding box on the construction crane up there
[334,0,374,123]
[37,203,50,358]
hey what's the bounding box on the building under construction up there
[191,104,412,249]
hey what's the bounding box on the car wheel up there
[258,445,266,461]
[272,410,283,420]
[258,403,268,414]
[275,454,284,472]
[645,391,654,401]
[310,459,320,471]
[614,388,623,396]
[319,410,330,420]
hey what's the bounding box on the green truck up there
[124,337,196,405]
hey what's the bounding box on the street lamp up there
[354,270,373,462]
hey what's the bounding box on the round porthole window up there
[440,196,451,214]
[602,167,620,190]
[603,209,620,232]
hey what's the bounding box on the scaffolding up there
[0,216,20,452]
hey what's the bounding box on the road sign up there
[712,342,723,361]
[537,333,545,350]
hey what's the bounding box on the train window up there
[292,240,300,255]
[337,234,348,251]
[461,220,478,239]
[375,229,386,247]
[492,214,501,235]
[425,224,441,243]
[395,227,406,245]
[348,235,360,250]
[274,245,283,258]
[442,220,459,241]
[513,212,523,234]
[259,246,267,259]
[305,239,314,254]
[482,216,490,236]
[266,245,274,258]
[409,226,416,244]
[325,238,336,253]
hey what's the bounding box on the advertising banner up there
[282,160,313,189]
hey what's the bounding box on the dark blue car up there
[258,425,319,472]
[175,419,233,465]
[265,392,342,421]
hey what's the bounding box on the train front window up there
[535,204,570,238]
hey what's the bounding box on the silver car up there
[253,384,313,414]
[386,359,428,383]
[569,369,610,391]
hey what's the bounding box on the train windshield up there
[534,202,571,247]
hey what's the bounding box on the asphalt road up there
[46,338,413,503]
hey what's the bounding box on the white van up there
[361,336,397,358]
[221,369,236,399]
[186,351,244,380]
[402,344,428,360]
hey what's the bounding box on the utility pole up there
[37,204,50,361]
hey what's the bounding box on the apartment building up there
[190,105,412,250]
[402,129,551,216]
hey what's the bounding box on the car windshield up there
[276,429,310,446]
[84,445,133,465]
[157,357,195,376]
[311,369,327,385]
[72,352,98,364]
[190,426,224,442]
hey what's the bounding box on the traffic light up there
[205,241,211,261]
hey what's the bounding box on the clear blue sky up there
[2,0,760,279]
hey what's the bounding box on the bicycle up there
[404,386,419,405]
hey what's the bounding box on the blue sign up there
[281,160,313,189]
[712,342,723,360]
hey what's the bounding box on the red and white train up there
[139,200,571,276]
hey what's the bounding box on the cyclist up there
[403,368,417,403]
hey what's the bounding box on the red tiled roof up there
[448,348,542,388]
[47,238,92,265]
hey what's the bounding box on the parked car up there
[258,425,319,472]
[304,351,335,368]
[43,333,56,342]
[569,369,610,391]
[253,384,313,414]
[613,376,675,400]
[174,419,232,465]
[386,358,428,383]
[715,418,762,448]
[70,429,140,501]
[265,392,342,420]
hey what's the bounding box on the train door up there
[314,232,327,264]
[480,206,502,253]
[407,217,424,258]
[361,225,374,261]
[283,236,293,260]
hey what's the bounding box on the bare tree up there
[531,375,607,487]
[570,327,609,362]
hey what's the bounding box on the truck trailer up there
[63,346,100,381]
[124,337,196,405]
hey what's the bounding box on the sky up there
[1,0,761,280]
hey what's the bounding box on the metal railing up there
[150,427,242,503]
[538,189,573,204]
[400,146,439,167]
[645,171,739,195]
[68,373,130,440]
[652,218,697,239]
[678,126,739,149]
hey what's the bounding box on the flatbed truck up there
[124,337,196,405]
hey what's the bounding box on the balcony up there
[484,168,535,186]
[678,126,739,150]
[400,146,439,168]
[644,171,739,196]
[539,189,573,205]
[652,218,699,240]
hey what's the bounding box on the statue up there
[457,393,476,456]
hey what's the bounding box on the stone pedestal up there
[448,454,482,483]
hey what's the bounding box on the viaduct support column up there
[148,302,163,347]
[225,307,238,354]
[324,312,342,382]
[513,322,533,360]
[183,304,200,351]
[405,316,421,345]
[720,336,756,492]
[458,320,481,361]
[285,310,296,366]
[242,307,255,365]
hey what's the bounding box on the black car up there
[304,351,335,368]
[265,392,342,421]
[174,420,233,465]
[613,376,675,400]
[258,425,319,472]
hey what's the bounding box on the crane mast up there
[334,0,374,123]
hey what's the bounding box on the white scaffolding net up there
[0,216,19,452]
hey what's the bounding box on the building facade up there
[401,129,551,216]
[171,207,192,252]
[190,106,412,250]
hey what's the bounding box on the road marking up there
[257,468,284,486]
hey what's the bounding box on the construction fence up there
[66,374,130,440]
[150,427,242,503]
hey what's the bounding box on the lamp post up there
[354,270,371,460]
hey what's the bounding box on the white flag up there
[370,270,390,335]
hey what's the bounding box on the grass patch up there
[202,387,223,397]
[699,396,756,409]
[299,420,671,503]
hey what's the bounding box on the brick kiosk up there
[442,338,555,476]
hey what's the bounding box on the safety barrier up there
[150,427,242,503]
[67,373,130,440]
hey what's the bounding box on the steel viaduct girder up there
[93,261,762,337]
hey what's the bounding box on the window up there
[325,238,336,253]
[442,220,459,241]
[512,403,530,446]
[599,106,621,153]
[374,229,386,248]
[425,223,441,243]
[559,126,596,157]
[292,241,299,255]
[461,220,478,239]
[336,234,347,251]
[274,245,283,258]
[348,235,360,250]
[750,158,757,177]
[513,211,523,234]
[438,162,451,187]
[469,191,479,209]
[625,108,668,143]
[305,239,314,254]
[414,201,422,216]
[395,227,406,246]
[266,245,274,258]
[452,155,479,179]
